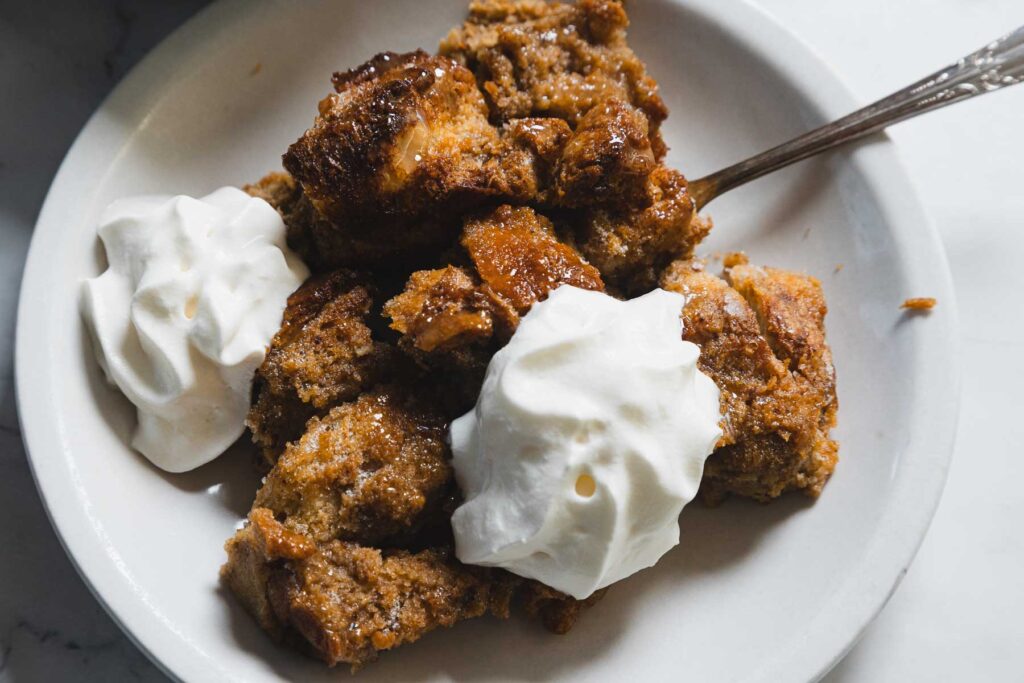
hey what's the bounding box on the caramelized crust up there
[254,390,453,546]
[281,48,674,270]
[727,264,836,426]
[285,51,524,226]
[462,204,604,312]
[222,510,516,669]
[726,264,839,496]
[441,0,668,156]
[577,167,710,294]
[552,98,656,208]
[223,514,588,670]
[268,543,509,668]
[282,51,532,268]
[226,392,590,668]
[244,170,303,213]
[660,259,837,502]
[503,116,574,193]
[384,266,506,354]
[226,202,603,666]
[382,265,513,413]
[662,260,802,446]
[247,271,389,463]
[384,204,604,412]
[222,509,315,638]
[244,172,325,269]
[383,205,603,383]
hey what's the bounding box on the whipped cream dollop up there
[450,286,722,599]
[80,187,308,472]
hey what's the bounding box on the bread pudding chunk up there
[576,166,712,294]
[384,205,604,390]
[246,271,393,464]
[385,266,505,354]
[253,390,454,546]
[222,509,518,669]
[550,98,657,208]
[660,259,838,503]
[462,204,604,311]
[283,50,536,266]
[441,0,669,157]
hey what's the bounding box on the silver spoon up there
[687,25,1024,211]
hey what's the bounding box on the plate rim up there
[14,1,961,681]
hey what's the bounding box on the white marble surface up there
[1,1,1021,681]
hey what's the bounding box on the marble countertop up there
[1,1,1022,680]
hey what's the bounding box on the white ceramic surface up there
[15,0,959,681]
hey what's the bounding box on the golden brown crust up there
[722,251,749,268]
[726,264,839,497]
[383,205,606,336]
[662,260,802,445]
[285,51,522,225]
[254,390,453,546]
[727,264,837,429]
[503,117,574,191]
[577,167,710,294]
[660,259,838,503]
[382,204,603,374]
[243,171,303,212]
[223,510,515,670]
[246,271,391,464]
[382,265,509,412]
[440,0,668,157]
[384,266,506,355]
[244,172,325,266]
[269,542,506,669]
[273,1,698,274]
[227,389,588,669]
[222,509,309,639]
[234,257,836,665]
[551,98,656,208]
[282,50,536,269]
[223,514,586,669]
[462,204,605,312]
[280,46,676,271]
[519,581,606,634]
[228,200,605,667]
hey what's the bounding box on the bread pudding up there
[223,0,838,670]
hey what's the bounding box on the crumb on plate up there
[723,251,749,268]
[901,297,936,311]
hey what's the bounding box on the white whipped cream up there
[80,187,308,472]
[450,286,722,599]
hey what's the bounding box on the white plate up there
[15,0,960,681]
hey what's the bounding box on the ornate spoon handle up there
[688,25,1024,210]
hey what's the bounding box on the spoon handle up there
[688,25,1024,210]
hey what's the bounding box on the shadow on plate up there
[155,438,263,518]
[80,320,263,517]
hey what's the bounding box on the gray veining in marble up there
[0,3,207,680]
